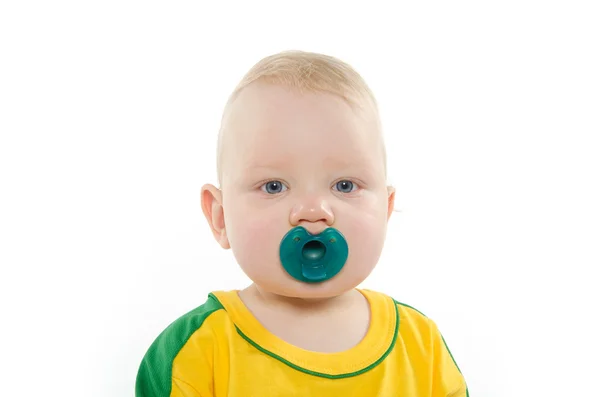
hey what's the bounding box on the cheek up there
[340,196,389,265]
[224,202,287,271]
[236,220,280,255]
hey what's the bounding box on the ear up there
[386,186,396,221]
[200,184,230,249]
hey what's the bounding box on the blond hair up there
[216,50,384,184]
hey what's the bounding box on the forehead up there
[221,83,382,176]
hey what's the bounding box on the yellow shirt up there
[136,289,468,396]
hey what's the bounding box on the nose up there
[289,197,335,227]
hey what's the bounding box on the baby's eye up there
[334,180,357,193]
[261,180,288,194]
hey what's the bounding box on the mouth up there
[300,226,328,237]
[279,226,348,283]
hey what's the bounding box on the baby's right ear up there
[200,184,230,249]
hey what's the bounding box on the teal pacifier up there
[279,226,348,283]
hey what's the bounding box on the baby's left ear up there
[386,186,396,220]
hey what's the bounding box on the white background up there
[1,1,599,396]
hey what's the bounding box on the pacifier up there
[279,226,348,283]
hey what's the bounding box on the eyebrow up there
[242,162,377,181]
[243,163,289,172]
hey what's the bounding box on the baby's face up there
[213,82,394,298]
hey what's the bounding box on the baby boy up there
[136,50,468,396]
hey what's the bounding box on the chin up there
[255,269,373,300]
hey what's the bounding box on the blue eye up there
[261,180,287,194]
[335,180,357,193]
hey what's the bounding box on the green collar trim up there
[234,300,399,379]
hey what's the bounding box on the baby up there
[136,50,468,396]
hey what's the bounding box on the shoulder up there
[365,289,451,352]
[363,289,433,331]
[393,297,436,335]
[135,293,225,397]
[381,291,468,396]
[142,293,225,359]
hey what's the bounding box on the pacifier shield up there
[279,226,348,283]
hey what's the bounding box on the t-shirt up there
[136,289,468,396]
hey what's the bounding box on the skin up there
[201,81,395,352]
